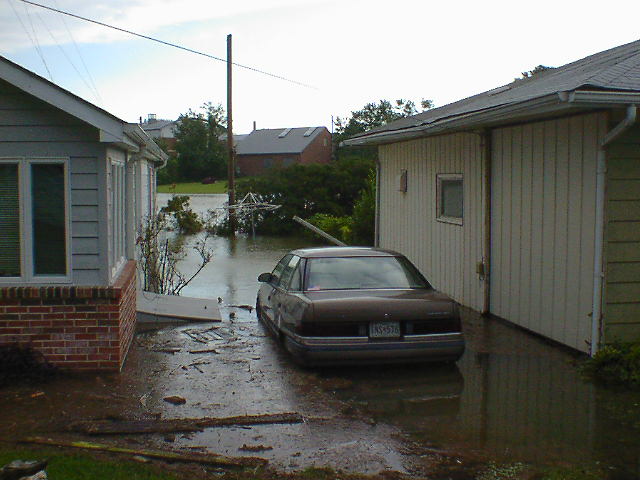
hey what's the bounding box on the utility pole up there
[226,33,237,234]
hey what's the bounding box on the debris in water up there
[30,392,45,399]
[151,347,181,354]
[0,459,48,480]
[182,327,223,343]
[240,444,273,452]
[188,348,219,354]
[227,305,254,312]
[218,297,223,303]
[163,396,186,405]
[20,437,267,468]
[68,412,305,435]
[139,393,150,408]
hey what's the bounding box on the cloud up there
[0,0,328,51]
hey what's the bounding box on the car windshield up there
[305,256,430,291]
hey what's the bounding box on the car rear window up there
[305,256,430,291]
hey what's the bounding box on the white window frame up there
[0,157,72,284]
[109,158,127,280]
[436,173,463,226]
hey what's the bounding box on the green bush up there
[160,195,203,235]
[581,341,640,388]
[306,213,353,244]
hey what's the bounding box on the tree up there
[518,65,554,80]
[174,102,228,182]
[333,98,433,161]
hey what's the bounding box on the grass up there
[157,181,228,194]
[0,447,178,480]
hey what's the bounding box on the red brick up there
[52,306,74,313]
[5,306,28,313]
[76,333,97,340]
[28,306,52,313]
[97,305,119,313]
[29,320,53,327]
[65,354,88,361]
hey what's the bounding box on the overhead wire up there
[8,0,53,80]
[34,9,102,102]
[17,0,318,90]
[53,0,102,102]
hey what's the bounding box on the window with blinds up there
[0,158,69,282]
[0,164,20,277]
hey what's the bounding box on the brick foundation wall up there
[0,260,137,371]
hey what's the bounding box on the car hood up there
[303,289,456,322]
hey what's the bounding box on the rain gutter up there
[589,104,638,356]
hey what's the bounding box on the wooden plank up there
[608,200,640,221]
[20,437,267,468]
[71,189,99,206]
[604,303,640,322]
[137,291,221,322]
[0,142,103,157]
[71,254,100,270]
[608,157,640,179]
[0,125,98,142]
[71,205,99,222]
[72,221,99,237]
[70,157,98,174]
[71,172,98,189]
[0,108,84,126]
[69,413,304,435]
[607,221,640,242]
[605,323,640,342]
[606,242,640,262]
[606,283,640,303]
[607,179,640,201]
[72,237,99,255]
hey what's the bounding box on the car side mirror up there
[258,272,273,283]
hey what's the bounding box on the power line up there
[9,0,53,80]
[18,0,318,90]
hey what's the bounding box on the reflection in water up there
[155,194,640,478]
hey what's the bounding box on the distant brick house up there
[235,127,332,176]
[140,114,178,153]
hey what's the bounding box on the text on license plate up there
[369,321,401,338]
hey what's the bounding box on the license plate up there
[369,321,401,338]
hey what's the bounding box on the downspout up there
[125,153,138,260]
[591,105,637,356]
[481,130,492,315]
[375,159,381,247]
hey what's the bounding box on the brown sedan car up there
[256,247,465,366]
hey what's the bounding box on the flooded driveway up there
[1,194,639,478]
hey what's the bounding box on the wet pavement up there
[1,194,639,478]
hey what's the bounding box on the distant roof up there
[142,119,176,131]
[236,127,327,155]
[345,39,640,145]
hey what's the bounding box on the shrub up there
[581,341,640,388]
[160,195,203,235]
[306,213,353,244]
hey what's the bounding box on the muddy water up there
[1,194,638,478]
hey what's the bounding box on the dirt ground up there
[1,305,639,479]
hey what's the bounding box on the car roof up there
[289,247,403,258]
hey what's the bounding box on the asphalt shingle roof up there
[351,39,640,139]
[236,127,326,155]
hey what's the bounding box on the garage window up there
[436,174,463,225]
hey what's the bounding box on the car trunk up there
[299,289,460,337]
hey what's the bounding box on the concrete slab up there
[136,291,221,323]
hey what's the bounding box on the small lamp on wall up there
[398,169,408,193]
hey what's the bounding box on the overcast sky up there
[2,0,639,133]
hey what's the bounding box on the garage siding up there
[378,133,486,311]
[490,113,606,353]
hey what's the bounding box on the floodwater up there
[0,194,638,478]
